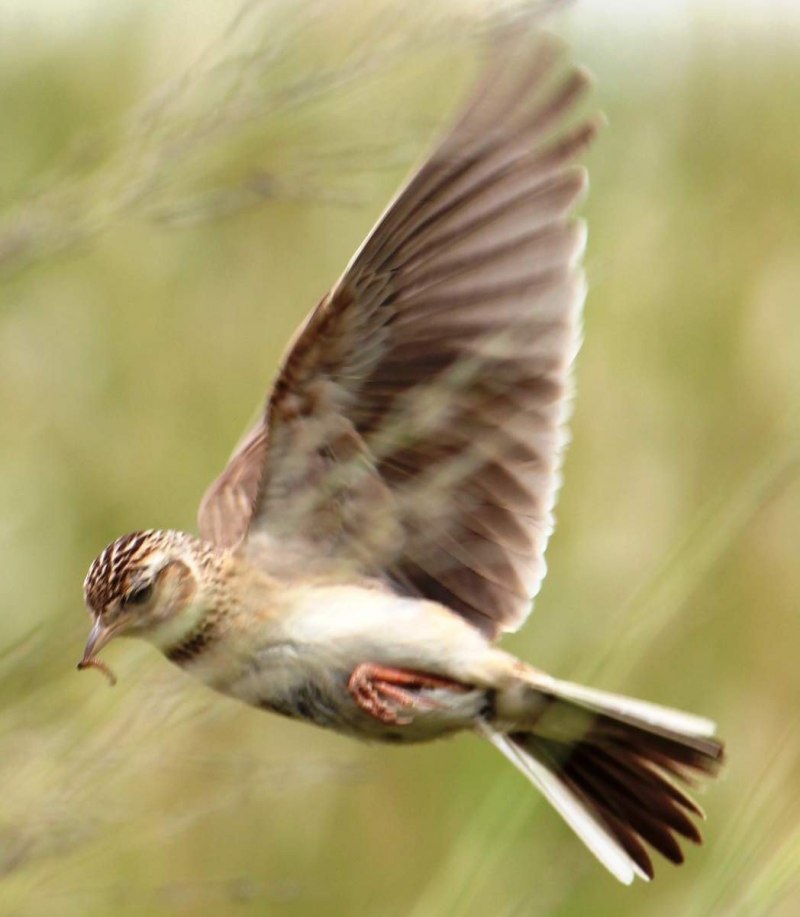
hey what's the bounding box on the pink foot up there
[348,663,466,725]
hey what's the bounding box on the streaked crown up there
[84,529,187,613]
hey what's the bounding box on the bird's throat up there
[162,610,223,666]
[147,598,217,661]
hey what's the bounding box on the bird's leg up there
[348,663,466,725]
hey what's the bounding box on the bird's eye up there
[124,583,153,607]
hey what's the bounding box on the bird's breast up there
[167,582,504,741]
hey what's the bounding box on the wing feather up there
[198,29,597,637]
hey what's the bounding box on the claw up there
[348,663,466,725]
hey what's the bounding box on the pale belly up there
[181,584,505,743]
[227,643,489,743]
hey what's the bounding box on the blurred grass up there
[1,1,799,915]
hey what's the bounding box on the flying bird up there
[80,30,724,884]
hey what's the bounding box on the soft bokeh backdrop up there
[1,1,798,914]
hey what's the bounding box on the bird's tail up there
[479,673,724,884]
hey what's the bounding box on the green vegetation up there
[1,2,798,914]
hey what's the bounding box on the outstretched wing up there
[198,31,598,638]
[197,424,267,549]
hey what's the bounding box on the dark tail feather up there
[480,680,724,883]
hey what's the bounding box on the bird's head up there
[79,529,211,683]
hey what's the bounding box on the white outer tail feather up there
[477,677,721,883]
[477,720,646,884]
[534,674,718,739]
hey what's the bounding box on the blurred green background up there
[1,1,799,914]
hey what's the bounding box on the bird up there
[79,29,724,885]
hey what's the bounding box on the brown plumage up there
[198,33,599,637]
[81,25,724,886]
[507,707,724,880]
[84,529,165,612]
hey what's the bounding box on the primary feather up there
[198,31,598,639]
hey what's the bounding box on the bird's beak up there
[81,616,115,660]
[77,618,120,686]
